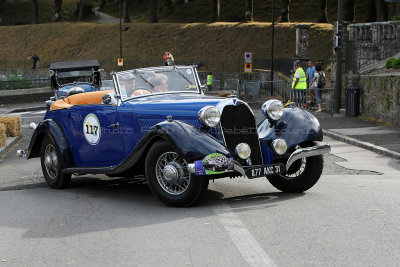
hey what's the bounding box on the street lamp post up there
[119,0,129,66]
[334,0,343,113]
[270,0,275,95]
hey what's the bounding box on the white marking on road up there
[7,111,30,116]
[212,201,277,267]
[32,110,46,114]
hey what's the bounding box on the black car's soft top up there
[50,60,100,71]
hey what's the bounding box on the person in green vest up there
[207,72,213,91]
[292,60,307,107]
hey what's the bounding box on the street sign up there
[118,58,123,66]
[244,63,253,72]
[244,52,252,60]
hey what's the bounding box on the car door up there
[65,105,125,166]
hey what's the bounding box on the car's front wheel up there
[145,141,205,207]
[40,135,71,189]
[267,143,324,193]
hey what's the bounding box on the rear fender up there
[258,108,323,154]
[27,119,74,168]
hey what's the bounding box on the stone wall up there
[360,74,400,126]
[349,22,400,70]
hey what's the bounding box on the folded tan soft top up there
[50,90,113,111]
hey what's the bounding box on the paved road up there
[0,111,399,266]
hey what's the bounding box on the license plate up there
[245,163,285,178]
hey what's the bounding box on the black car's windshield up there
[115,66,199,100]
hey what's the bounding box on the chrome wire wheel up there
[43,143,58,180]
[155,152,190,195]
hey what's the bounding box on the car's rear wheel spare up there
[146,141,205,207]
[40,135,71,189]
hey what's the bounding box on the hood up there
[129,93,226,118]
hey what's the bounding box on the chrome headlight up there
[272,139,287,155]
[198,106,221,127]
[261,100,284,121]
[235,143,251,159]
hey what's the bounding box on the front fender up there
[27,119,74,168]
[258,108,323,154]
[148,120,231,161]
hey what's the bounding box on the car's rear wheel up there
[40,135,71,189]
[145,141,205,207]
[267,143,324,193]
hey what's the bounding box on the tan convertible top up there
[50,90,113,111]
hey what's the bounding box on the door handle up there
[108,122,119,128]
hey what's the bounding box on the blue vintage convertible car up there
[22,65,330,207]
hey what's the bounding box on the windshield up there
[115,66,199,100]
[56,70,94,85]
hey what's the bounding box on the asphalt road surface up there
[0,111,399,266]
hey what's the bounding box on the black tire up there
[145,141,205,207]
[40,135,71,189]
[267,154,324,193]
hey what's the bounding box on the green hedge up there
[0,74,33,90]
[385,58,400,69]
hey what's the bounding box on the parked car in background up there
[20,65,330,207]
[49,60,101,99]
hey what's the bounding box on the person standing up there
[28,54,40,69]
[292,60,307,107]
[206,72,213,91]
[306,60,316,104]
[167,52,174,66]
[163,52,169,66]
[310,64,325,113]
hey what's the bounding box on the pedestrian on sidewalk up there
[27,54,40,69]
[167,52,174,66]
[310,64,325,113]
[306,60,316,105]
[163,52,169,66]
[292,60,307,107]
[207,72,213,91]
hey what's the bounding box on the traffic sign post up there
[244,52,252,72]
[118,58,123,67]
[244,63,253,72]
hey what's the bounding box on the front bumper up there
[187,144,331,179]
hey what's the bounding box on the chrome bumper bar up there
[286,144,331,170]
[187,144,331,178]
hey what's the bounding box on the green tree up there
[32,0,39,24]
[78,0,84,21]
[123,0,131,22]
[319,0,328,23]
[280,0,289,23]
[210,0,220,22]
[245,0,253,22]
[54,0,62,21]
[0,0,5,25]
[150,0,158,23]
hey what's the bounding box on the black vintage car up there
[49,60,102,99]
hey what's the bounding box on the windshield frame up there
[112,65,201,102]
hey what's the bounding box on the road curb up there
[0,135,22,158]
[323,129,400,160]
[8,106,45,114]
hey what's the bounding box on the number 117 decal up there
[83,113,101,145]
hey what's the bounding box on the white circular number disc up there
[83,113,101,145]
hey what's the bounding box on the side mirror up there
[200,84,207,94]
[102,93,118,105]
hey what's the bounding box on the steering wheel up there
[129,87,153,97]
